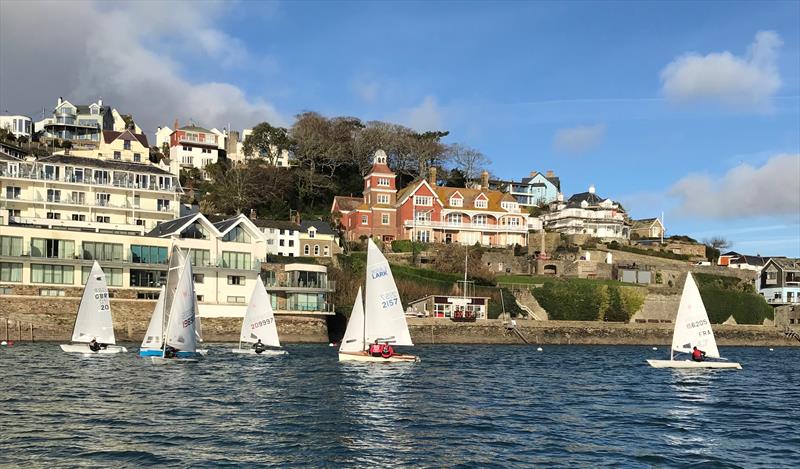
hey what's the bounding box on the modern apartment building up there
[0,212,335,317]
[0,115,33,139]
[39,97,115,149]
[0,152,181,234]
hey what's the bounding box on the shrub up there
[391,239,426,253]
[607,241,691,261]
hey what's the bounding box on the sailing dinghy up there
[60,261,127,354]
[339,239,418,363]
[231,275,287,356]
[150,258,202,363]
[138,286,166,357]
[647,273,741,370]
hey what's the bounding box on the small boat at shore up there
[150,257,203,364]
[60,262,127,354]
[339,239,418,363]
[231,275,287,356]
[646,272,741,370]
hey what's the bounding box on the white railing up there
[0,170,178,193]
[9,216,147,234]
[404,220,528,233]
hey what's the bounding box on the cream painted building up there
[0,212,335,317]
[0,153,181,234]
[68,130,153,166]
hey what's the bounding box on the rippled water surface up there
[1,344,798,467]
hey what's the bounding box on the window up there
[361,215,368,225]
[137,292,160,300]
[134,219,144,226]
[5,187,20,200]
[287,292,326,311]
[133,153,141,163]
[288,240,294,247]
[71,191,86,205]
[221,252,251,270]
[46,212,61,220]
[96,216,110,223]
[31,238,74,259]
[304,245,310,255]
[157,199,170,212]
[223,226,251,243]
[0,236,23,256]
[96,193,110,207]
[505,217,520,226]
[450,196,462,207]
[279,239,285,247]
[183,146,191,151]
[130,245,168,264]
[414,195,433,206]
[323,246,330,256]
[181,222,210,240]
[475,198,488,209]
[81,266,122,286]
[377,177,390,186]
[416,230,430,243]
[129,269,166,288]
[181,156,193,165]
[113,151,121,160]
[0,263,22,282]
[196,295,204,302]
[227,275,245,285]
[446,213,462,225]
[93,170,109,184]
[188,249,210,267]
[47,189,61,203]
[133,195,140,208]
[123,140,131,150]
[0,287,11,295]
[314,245,320,256]
[40,289,65,297]
[415,210,431,222]
[31,264,74,284]
[227,296,246,303]
[82,242,123,261]
[71,214,86,222]
[474,215,487,225]
[377,194,390,204]
[193,274,205,284]
[382,213,390,225]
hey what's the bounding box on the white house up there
[0,115,33,139]
[544,185,629,240]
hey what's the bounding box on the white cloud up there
[669,153,800,219]
[397,96,444,132]
[553,124,606,154]
[351,79,380,104]
[0,1,285,135]
[660,31,782,112]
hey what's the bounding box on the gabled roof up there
[332,196,362,213]
[180,124,213,133]
[434,186,520,213]
[631,218,663,229]
[720,251,742,258]
[146,212,221,238]
[300,220,337,235]
[567,191,605,206]
[730,255,765,267]
[766,257,800,272]
[102,129,149,148]
[213,213,266,241]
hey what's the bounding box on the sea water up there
[0,344,797,467]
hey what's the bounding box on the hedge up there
[391,240,427,253]
[531,279,645,322]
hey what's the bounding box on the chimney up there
[57,97,63,106]
[428,166,437,186]
[249,209,257,221]
[546,170,554,178]
[588,184,596,194]
[98,97,103,107]
[174,118,179,130]
[480,170,489,191]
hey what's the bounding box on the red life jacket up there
[369,344,381,354]
[381,344,394,358]
[692,349,702,359]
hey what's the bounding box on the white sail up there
[164,259,197,352]
[671,273,720,358]
[72,261,116,344]
[239,275,281,347]
[340,287,365,353]
[364,239,413,346]
[195,295,204,343]
[164,245,186,321]
[141,286,165,349]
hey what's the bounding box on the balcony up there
[275,303,336,315]
[8,216,147,234]
[0,169,179,193]
[403,220,528,233]
[265,279,336,292]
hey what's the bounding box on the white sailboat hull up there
[197,349,208,356]
[646,359,742,370]
[338,351,420,363]
[60,344,127,354]
[231,348,287,356]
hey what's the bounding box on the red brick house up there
[332,150,532,247]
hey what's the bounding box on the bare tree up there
[704,237,732,251]
[448,143,490,183]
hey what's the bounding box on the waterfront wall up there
[0,295,328,343]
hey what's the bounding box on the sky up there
[1,0,798,256]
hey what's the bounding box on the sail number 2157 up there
[380,293,399,309]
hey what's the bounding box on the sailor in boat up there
[164,345,178,359]
[89,338,101,352]
[369,340,382,357]
[253,339,267,354]
[380,342,395,359]
[691,346,706,362]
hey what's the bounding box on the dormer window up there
[308,229,316,239]
[414,195,433,206]
[450,193,463,207]
[475,198,488,209]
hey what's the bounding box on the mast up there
[362,279,367,351]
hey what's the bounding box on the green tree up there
[242,121,294,164]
